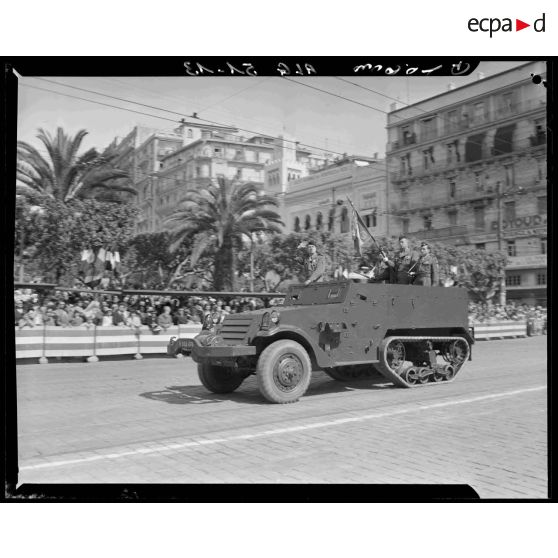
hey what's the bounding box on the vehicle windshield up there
[283,281,349,305]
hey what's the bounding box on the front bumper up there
[191,337,257,363]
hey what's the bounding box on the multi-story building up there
[280,154,387,239]
[385,61,547,305]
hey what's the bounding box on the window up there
[506,275,521,286]
[454,140,461,162]
[187,129,193,138]
[530,120,546,147]
[537,273,546,285]
[294,217,300,232]
[474,206,485,231]
[340,207,349,233]
[328,208,335,232]
[447,143,454,164]
[304,214,311,230]
[465,133,485,162]
[401,126,415,146]
[537,196,547,214]
[493,125,515,156]
[473,102,486,124]
[504,201,516,222]
[449,180,456,199]
[406,153,412,176]
[364,212,377,228]
[423,214,433,230]
[504,164,514,187]
[214,148,221,155]
[536,158,544,181]
[448,210,458,225]
[475,243,486,250]
[500,92,514,116]
[474,171,483,192]
[196,166,201,177]
[401,189,409,209]
[541,237,547,255]
[420,117,437,141]
[316,212,323,230]
[507,240,516,257]
[446,110,458,134]
[402,218,409,234]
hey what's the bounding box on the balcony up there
[387,98,546,154]
[407,225,469,241]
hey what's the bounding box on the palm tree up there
[166,177,284,291]
[17,127,135,203]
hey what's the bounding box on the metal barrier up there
[470,321,528,340]
[15,324,202,363]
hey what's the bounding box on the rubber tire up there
[198,362,244,394]
[256,340,312,404]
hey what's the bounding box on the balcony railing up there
[387,98,546,153]
[407,225,469,241]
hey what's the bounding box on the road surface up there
[15,336,548,497]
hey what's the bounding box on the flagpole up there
[346,196,386,258]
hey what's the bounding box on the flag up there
[351,208,369,256]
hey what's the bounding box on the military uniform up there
[386,249,417,285]
[304,253,327,283]
[369,262,392,283]
[414,253,439,286]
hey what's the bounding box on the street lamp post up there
[496,181,507,306]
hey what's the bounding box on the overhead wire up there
[19,77,540,224]
[23,77,351,157]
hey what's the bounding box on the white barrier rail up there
[15,324,202,362]
[16,321,534,363]
[471,321,528,340]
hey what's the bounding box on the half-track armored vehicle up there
[190,280,474,404]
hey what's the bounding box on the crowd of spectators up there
[14,289,547,336]
[14,288,280,333]
[468,301,547,334]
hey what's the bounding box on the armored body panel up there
[191,280,474,403]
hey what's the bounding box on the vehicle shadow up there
[139,371,396,406]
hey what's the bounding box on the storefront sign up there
[506,254,547,269]
[491,214,547,231]
[503,227,546,239]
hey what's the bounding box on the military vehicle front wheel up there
[198,363,244,394]
[257,340,312,403]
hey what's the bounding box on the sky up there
[17,61,526,159]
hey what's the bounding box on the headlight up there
[261,312,271,330]
[270,310,280,324]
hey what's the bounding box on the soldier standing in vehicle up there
[412,242,439,286]
[382,235,418,284]
[298,240,327,285]
[366,252,392,283]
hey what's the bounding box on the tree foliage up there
[17,127,135,203]
[15,198,138,284]
[165,177,283,291]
